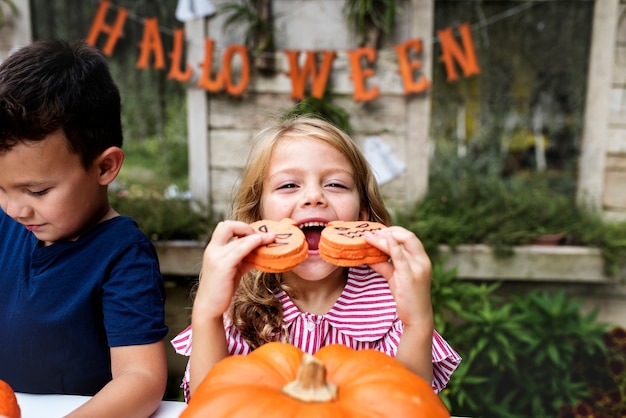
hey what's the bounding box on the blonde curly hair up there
[228,115,391,349]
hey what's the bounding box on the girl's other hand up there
[365,226,433,325]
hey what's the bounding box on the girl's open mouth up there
[299,221,326,251]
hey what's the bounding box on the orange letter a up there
[136,18,166,69]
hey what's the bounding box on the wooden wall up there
[579,0,626,221]
[185,0,434,217]
[605,1,626,220]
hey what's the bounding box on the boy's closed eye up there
[28,189,50,196]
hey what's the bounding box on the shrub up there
[558,326,626,417]
[109,186,214,241]
[431,263,609,417]
[397,167,626,278]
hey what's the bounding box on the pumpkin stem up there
[281,354,338,402]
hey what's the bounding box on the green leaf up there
[546,343,560,365]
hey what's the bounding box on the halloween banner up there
[86,0,481,102]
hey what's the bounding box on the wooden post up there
[577,0,619,213]
[185,17,211,213]
[404,0,434,209]
[0,0,32,60]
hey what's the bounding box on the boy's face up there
[0,131,108,246]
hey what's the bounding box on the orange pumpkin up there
[181,342,450,418]
[0,380,20,418]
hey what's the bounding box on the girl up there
[172,116,461,401]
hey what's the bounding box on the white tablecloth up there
[15,393,186,418]
[15,392,467,417]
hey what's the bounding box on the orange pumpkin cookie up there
[244,218,308,273]
[0,379,20,418]
[319,221,389,266]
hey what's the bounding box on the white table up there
[15,393,186,418]
[15,392,467,418]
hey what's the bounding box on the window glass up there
[431,0,594,185]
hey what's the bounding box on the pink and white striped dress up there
[171,265,461,402]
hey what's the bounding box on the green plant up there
[570,218,626,278]
[342,0,400,47]
[431,263,609,417]
[400,173,577,255]
[430,261,500,336]
[118,95,189,188]
[219,0,276,73]
[109,186,214,241]
[282,94,352,134]
[396,156,626,277]
[558,326,626,417]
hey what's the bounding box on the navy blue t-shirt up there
[0,211,168,395]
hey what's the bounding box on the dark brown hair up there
[0,39,122,168]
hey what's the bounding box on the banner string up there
[88,0,547,55]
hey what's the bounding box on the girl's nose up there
[301,186,327,207]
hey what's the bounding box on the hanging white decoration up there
[363,136,406,185]
[175,0,216,22]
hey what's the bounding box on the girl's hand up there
[192,220,276,319]
[365,226,433,326]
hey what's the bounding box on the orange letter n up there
[437,23,481,82]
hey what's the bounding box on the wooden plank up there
[577,0,619,211]
[603,171,626,208]
[607,127,626,153]
[606,154,626,170]
[404,0,434,209]
[439,244,614,283]
[155,241,617,283]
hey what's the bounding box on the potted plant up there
[342,0,400,48]
[219,0,276,74]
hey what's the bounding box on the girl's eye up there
[327,182,347,189]
[277,183,298,190]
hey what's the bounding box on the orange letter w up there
[284,50,336,100]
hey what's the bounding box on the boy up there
[0,40,169,417]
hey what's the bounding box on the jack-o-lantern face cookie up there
[319,221,389,266]
[244,218,308,273]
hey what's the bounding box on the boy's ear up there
[95,146,124,186]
